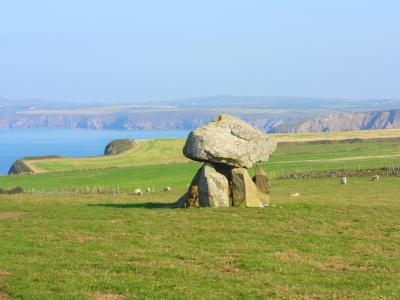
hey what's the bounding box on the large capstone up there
[183,114,277,168]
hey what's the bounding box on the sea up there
[0,129,190,175]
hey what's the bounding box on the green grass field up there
[18,129,400,175]
[1,177,399,299]
[24,138,189,173]
[1,129,400,299]
[2,135,399,191]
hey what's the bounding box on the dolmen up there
[175,114,277,208]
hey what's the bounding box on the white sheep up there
[372,175,380,182]
[340,176,347,185]
[164,186,171,192]
[134,188,143,196]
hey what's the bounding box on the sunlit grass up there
[0,177,399,299]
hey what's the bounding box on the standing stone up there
[198,163,230,208]
[231,168,264,208]
[252,166,271,206]
[175,114,277,208]
[183,115,277,168]
[174,163,230,208]
[253,165,271,194]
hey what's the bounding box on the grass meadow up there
[1,178,399,299]
[0,130,400,299]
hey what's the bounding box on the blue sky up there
[0,0,399,102]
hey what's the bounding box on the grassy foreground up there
[1,177,399,299]
[1,129,400,299]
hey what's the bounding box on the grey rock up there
[252,165,271,194]
[174,163,231,208]
[231,168,264,208]
[198,163,230,208]
[183,114,277,168]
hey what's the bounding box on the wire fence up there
[276,166,400,180]
[7,164,400,195]
[261,162,400,180]
[24,185,177,196]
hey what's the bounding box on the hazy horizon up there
[2,94,399,106]
[1,0,399,103]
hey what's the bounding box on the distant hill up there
[270,110,400,133]
[1,96,400,131]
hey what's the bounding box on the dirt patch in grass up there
[273,250,309,262]
[220,255,241,274]
[91,293,127,300]
[0,212,25,219]
[75,235,103,243]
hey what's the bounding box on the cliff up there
[270,110,400,133]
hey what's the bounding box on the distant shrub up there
[8,160,32,175]
[104,139,133,155]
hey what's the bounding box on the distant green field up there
[1,155,400,191]
[1,177,399,299]
[1,136,399,190]
[26,138,189,173]
[18,129,400,174]
[0,163,200,190]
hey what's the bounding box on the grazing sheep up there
[290,192,300,197]
[340,176,347,185]
[164,186,171,192]
[372,175,380,182]
[134,188,143,196]
[146,187,151,193]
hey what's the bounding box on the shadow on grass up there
[88,202,175,209]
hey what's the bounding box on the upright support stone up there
[252,165,271,206]
[198,163,230,207]
[231,168,264,208]
[174,163,231,208]
[253,165,271,194]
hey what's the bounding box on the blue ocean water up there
[0,129,189,175]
